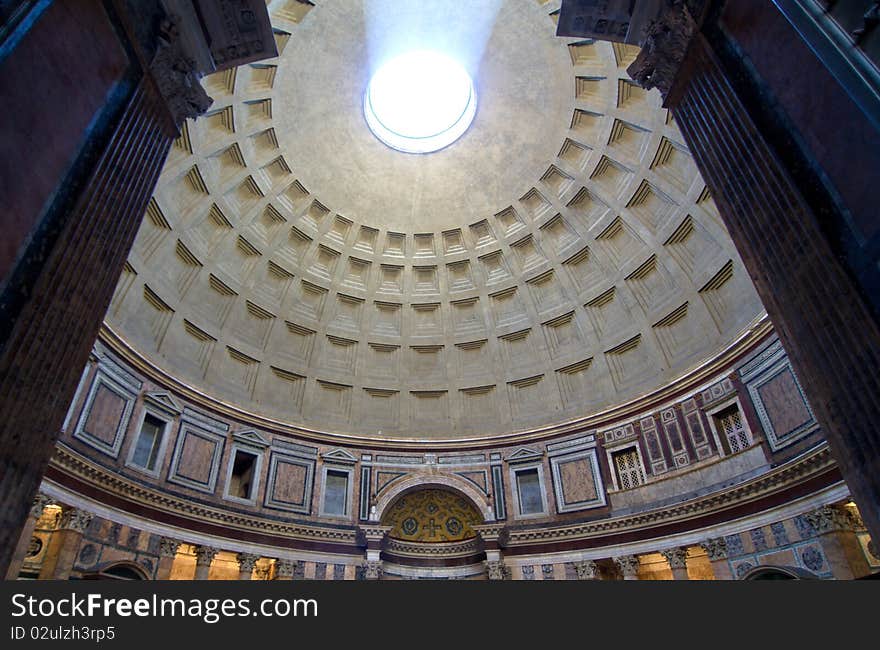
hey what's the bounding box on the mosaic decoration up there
[381,488,483,542]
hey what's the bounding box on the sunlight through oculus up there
[365,51,477,153]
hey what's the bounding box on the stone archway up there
[740,565,819,580]
[371,473,494,523]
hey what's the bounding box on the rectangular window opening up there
[611,447,645,490]
[516,468,544,515]
[131,413,165,471]
[229,449,259,500]
[324,469,349,516]
[714,404,750,455]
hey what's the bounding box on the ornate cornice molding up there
[96,315,772,450]
[384,537,481,559]
[48,440,837,555]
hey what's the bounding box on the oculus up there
[364,50,477,153]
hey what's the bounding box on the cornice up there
[48,438,836,554]
[97,313,771,450]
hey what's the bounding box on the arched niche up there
[372,472,494,524]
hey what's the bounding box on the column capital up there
[485,560,508,581]
[194,545,220,568]
[614,554,641,578]
[58,507,93,534]
[805,504,862,535]
[30,493,53,520]
[573,559,600,580]
[362,559,383,580]
[626,0,699,100]
[158,537,182,558]
[149,14,212,128]
[236,552,260,573]
[660,546,689,569]
[699,537,729,561]
[274,558,302,579]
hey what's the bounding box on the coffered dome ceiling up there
[107,0,763,441]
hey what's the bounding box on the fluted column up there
[700,538,732,580]
[573,560,601,581]
[38,506,93,580]
[804,505,870,579]
[660,547,690,580]
[155,537,181,580]
[236,553,259,581]
[614,554,641,580]
[474,523,508,581]
[5,493,52,580]
[193,546,219,581]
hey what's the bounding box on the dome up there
[108,0,762,442]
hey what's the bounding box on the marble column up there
[573,559,601,581]
[155,537,181,580]
[474,523,508,581]
[700,537,733,580]
[660,547,690,580]
[194,546,219,581]
[804,505,870,579]
[236,553,259,581]
[630,0,880,545]
[614,554,641,580]
[38,506,93,580]
[5,493,51,580]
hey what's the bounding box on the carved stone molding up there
[660,546,689,569]
[236,552,259,573]
[58,507,93,534]
[699,537,728,561]
[573,559,600,580]
[363,560,383,580]
[485,560,508,581]
[158,537,182,558]
[194,545,219,567]
[614,554,640,578]
[804,504,862,535]
[274,558,297,578]
[626,0,697,99]
[30,493,52,520]
[149,14,212,128]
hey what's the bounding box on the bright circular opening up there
[365,51,477,153]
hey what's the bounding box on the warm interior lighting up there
[365,50,477,153]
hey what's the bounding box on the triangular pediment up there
[232,429,270,448]
[144,391,183,415]
[322,448,357,464]
[505,447,544,463]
